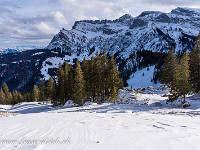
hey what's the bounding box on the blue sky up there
[0,0,200,49]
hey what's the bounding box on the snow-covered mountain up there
[0,46,42,54]
[47,7,200,59]
[0,7,200,92]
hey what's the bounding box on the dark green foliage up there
[161,50,192,104]
[172,52,192,103]
[3,83,13,104]
[111,87,118,104]
[0,88,6,104]
[160,47,178,86]
[56,63,65,105]
[46,76,56,102]
[0,50,123,106]
[107,54,123,96]
[73,60,86,105]
[190,33,200,92]
[39,78,46,104]
[32,85,39,102]
[12,91,23,105]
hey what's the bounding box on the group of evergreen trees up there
[0,83,23,105]
[0,50,123,106]
[161,34,200,103]
[53,50,123,106]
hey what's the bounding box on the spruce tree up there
[67,64,74,100]
[56,63,65,105]
[46,76,55,102]
[32,85,40,102]
[17,92,23,104]
[94,51,102,102]
[89,56,97,101]
[64,62,73,101]
[0,88,6,104]
[3,83,12,104]
[160,47,178,86]
[107,53,123,97]
[172,52,192,103]
[99,49,109,102]
[190,33,200,92]
[111,86,118,104]
[73,60,86,105]
[82,57,91,100]
[12,91,18,105]
[39,78,46,104]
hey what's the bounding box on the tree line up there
[160,33,200,104]
[0,50,123,106]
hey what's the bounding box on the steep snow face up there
[47,7,200,58]
[127,66,162,89]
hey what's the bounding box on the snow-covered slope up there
[48,7,200,59]
[127,66,162,89]
[0,88,200,150]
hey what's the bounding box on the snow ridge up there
[47,7,200,59]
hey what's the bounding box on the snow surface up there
[127,66,162,89]
[0,87,200,150]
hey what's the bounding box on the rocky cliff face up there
[47,7,200,58]
[0,7,200,92]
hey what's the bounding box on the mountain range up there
[0,7,199,92]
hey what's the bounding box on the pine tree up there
[82,57,91,100]
[39,78,46,104]
[99,49,109,102]
[3,83,12,104]
[160,47,178,87]
[67,64,74,100]
[107,53,123,97]
[73,60,86,105]
[190,33,200,92]
[56,63,65,105]
[89,56,97,101]
[32,85,40,102]
[111,87,118,104]
[172,52,192,103]
[12,91,19,105]
[93,51,102,103]
[0,88,6,104]
[17,92,23,103]
[46,76,55,102]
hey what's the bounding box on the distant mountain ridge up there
[0,7,199,92]
[47,7,200,59]
[0,46,41,54]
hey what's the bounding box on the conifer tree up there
[17,92,23,103]
[46,76,55,102]
[82,57,91,99]
[111,86,118,104]
[73,60,86,105]
[94,51,102,102]
[89,56,97,101]
[99,49,109,102]
[12,91,19,105]
[67,64,74,100]
[172,52,192,103]
[32,85,40,102]
[0,88,6,104]
[3,83,12,104]
[160,47,178,87]
[56,63,65,105]
[190,33,200,92]
[39,78,46,104]
[107,53,123,96]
